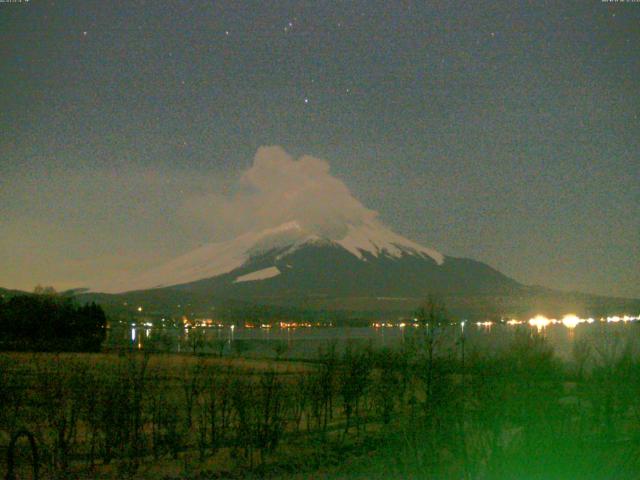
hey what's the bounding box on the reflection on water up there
[107,318,640,361]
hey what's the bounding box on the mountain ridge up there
[73,219,640,320]
[98,219,445,293]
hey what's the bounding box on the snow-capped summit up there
[102,218,444,293]
[336,220,444,264]
[90,213,525,318]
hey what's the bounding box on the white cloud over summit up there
[183,146,379,240]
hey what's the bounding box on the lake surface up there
[107,319,640,362]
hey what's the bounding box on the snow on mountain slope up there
[233,266,281,283]
[337,221,444,264]
[104,222,309,292]
[102,219,443,293]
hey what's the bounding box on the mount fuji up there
[86,218,539,316]
[85,217,639,319]
[71,143,640,318]
[108,219,448,293]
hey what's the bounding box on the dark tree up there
[0,293,107,352]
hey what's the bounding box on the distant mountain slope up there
[174,241,520,299]
[96,219,517,298]
[85,219,639,320]
[101,219,445,294]
[0,287,29,299]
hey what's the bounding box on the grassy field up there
[1,329,640,479]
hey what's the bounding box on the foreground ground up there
[1,328,640,479]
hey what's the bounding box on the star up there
[82,31,88,37]
[304,97,309,104]
[225,30,230,36]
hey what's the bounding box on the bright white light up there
[475,321,493,329]
[529,315,551,330]
[561,314,582,329]
[137,306,143,312]
[131,328,136,341]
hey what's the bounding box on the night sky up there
[1,1,638,297]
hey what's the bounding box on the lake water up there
[107,319,640,362]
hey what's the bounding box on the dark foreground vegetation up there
[1,322,639,479]
[0,291,106,352]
